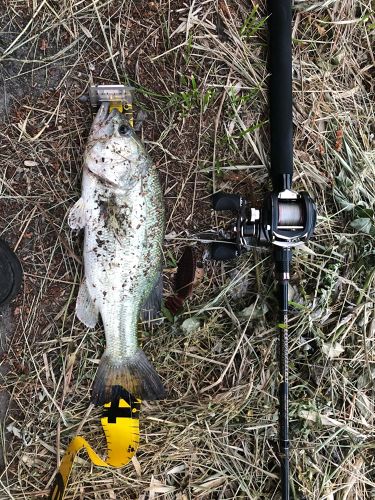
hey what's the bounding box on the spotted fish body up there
[69,103,165,405]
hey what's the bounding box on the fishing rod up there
[208,1,317,498]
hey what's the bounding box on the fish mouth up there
[105,107,131,127]
[92,103,131,132]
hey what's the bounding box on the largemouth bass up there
[68,102,165,405]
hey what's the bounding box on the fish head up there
[85,103,149,188]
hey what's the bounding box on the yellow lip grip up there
[49,392,141,500]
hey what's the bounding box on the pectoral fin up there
[68,198,86,230]
[76,280,99,328]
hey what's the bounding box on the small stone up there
[181,317,200,334]
[238,301,268,320]
[149,1,159,12]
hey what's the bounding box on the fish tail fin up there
[91,349,166,405]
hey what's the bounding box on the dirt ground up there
[0,1,374,499]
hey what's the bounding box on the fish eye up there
[118,124,131,136]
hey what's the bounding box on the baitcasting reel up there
[210,189,316,261]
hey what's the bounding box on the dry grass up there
[0,0,374,499]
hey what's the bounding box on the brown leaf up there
[39,39,48,51]
[193,266,204,286]
[219,0,230,18]
[316,24,326,37]
[165,246,197,315]
[175,246,196,300]
[148,1,159,11]
[335,128,344,151]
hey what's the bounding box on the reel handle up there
[209,242,240,261]
[212,192,244,212]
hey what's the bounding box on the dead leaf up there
[316,24,326,36]
[193,266,204,286]
[335,128,344,151]
[167,464,186,475]
[39,39,48,51]
[81,25,93,38]
[194,475,227,492]
[299,410,364,437]
[238,302,268,320]
[148,477,176,499]
[219,0,230,18]
[132,455,142,477]
[322,341,344,359]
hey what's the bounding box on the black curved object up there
[212,192,243,212]
[209,242,240,261]
[268,0,293,192]
[0,239,23,307]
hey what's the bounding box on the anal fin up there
[76,280,99,328]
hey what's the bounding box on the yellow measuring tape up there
[50,97,139,500]
[50,390,141,500]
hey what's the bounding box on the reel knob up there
[209,242,240,261]
[212,192,244,212]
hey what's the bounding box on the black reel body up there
[210,189,316,259]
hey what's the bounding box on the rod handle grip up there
[269,0,293,191]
